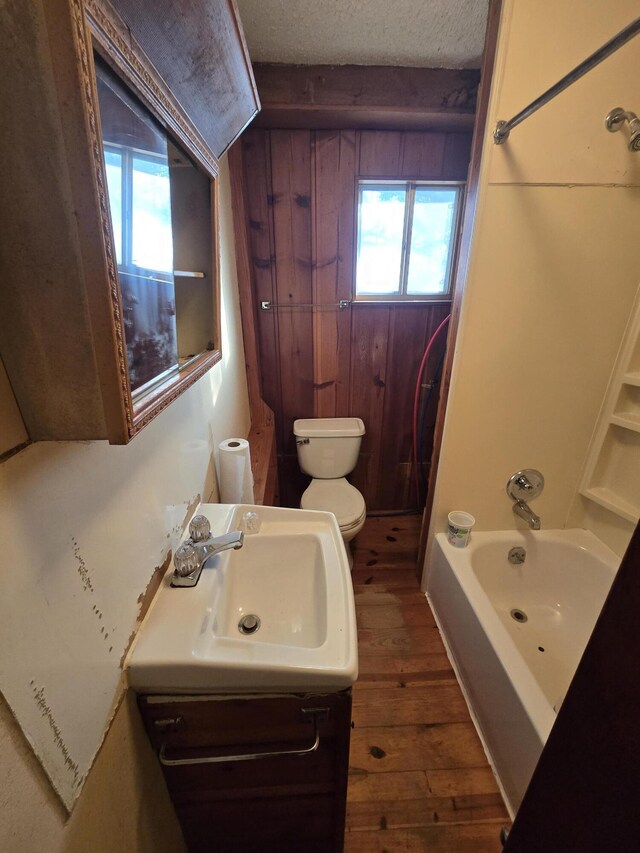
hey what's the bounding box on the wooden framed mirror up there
[0,0,258,446]
[86,0,224,438]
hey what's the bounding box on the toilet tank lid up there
[294,417,365,437]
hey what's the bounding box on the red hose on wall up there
[412,314,451,505]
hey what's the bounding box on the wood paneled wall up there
[234,128,472,509]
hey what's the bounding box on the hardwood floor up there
[346,516,509,852]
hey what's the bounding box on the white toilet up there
[294,417,367,568]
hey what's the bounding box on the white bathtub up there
[427,528,619,817]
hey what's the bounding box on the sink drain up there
[510,608,528,623]
[238,614,261,635]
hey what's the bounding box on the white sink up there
[126,504,358,693]
[214,532,328,648]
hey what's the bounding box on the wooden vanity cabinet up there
[138,690,352,853]
[0,0,259,445]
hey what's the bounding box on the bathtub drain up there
[510,608,528,623]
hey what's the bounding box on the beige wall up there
[0,154,249,846]
[0,691,185,853]
[426,0,640,575]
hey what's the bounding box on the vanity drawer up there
[139,692,341,752]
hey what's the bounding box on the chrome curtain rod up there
[494,17,640,144]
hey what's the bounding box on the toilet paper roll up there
[218,438,254,504]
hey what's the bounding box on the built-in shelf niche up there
[612,383,640,431]
[580,288,640,523]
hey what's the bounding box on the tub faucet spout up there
[513,499,541,530]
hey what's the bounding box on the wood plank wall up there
[235,128,472,509]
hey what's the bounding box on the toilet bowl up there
[294,417,366,568]
[300,478,366,539]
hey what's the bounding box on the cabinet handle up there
[158,706,329,767]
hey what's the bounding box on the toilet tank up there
[294,418,365,479]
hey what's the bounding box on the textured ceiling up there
[235,0,489,69]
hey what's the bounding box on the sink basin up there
[214,533,327,648]
[126,504,358,693]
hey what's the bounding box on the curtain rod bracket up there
[493,120,510,145]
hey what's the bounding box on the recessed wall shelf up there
[582,486,640,524]
[610,414,640,433]
[580,288,640,522]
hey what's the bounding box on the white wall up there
[426,0,640,578]
[0,154,249,841]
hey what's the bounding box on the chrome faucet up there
[506,469,544,530]
[512,499,541,530]
[172,514,244,587]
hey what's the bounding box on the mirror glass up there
[94,56,216,400]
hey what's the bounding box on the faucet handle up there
[507,469,544,502]
[174,542,199,578]
[513,474,533,491]
[189,514,211,542]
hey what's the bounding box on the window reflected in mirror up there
[95,55,217,400]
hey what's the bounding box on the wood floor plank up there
[353,585,430,606]
[343,822,506,852]
[356,652,452,677]
[426,767,502,799]
[353,515,422,542]
[349,723,490,774]
[352,519,421,566]
[353,552,419,565]
[357,621,444,655]
[352,684,469,727]
[352,567,420,587]
[346,517,510,848]
[348,767,502,804]
[348,769,429,802]
[355,657,455,689]
[356,602,437,630]
[348,769,506,828]
[346,793,508,831]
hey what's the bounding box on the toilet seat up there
[339,509,367,533]
[300,478,366,530]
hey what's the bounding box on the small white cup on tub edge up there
[447,511,475,548]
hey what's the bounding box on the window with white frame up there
[355,181,463,300]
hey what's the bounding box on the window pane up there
[103,148,122,265]
[131,156,173,273]
[356,187,406,295]
[406,188,458,295]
